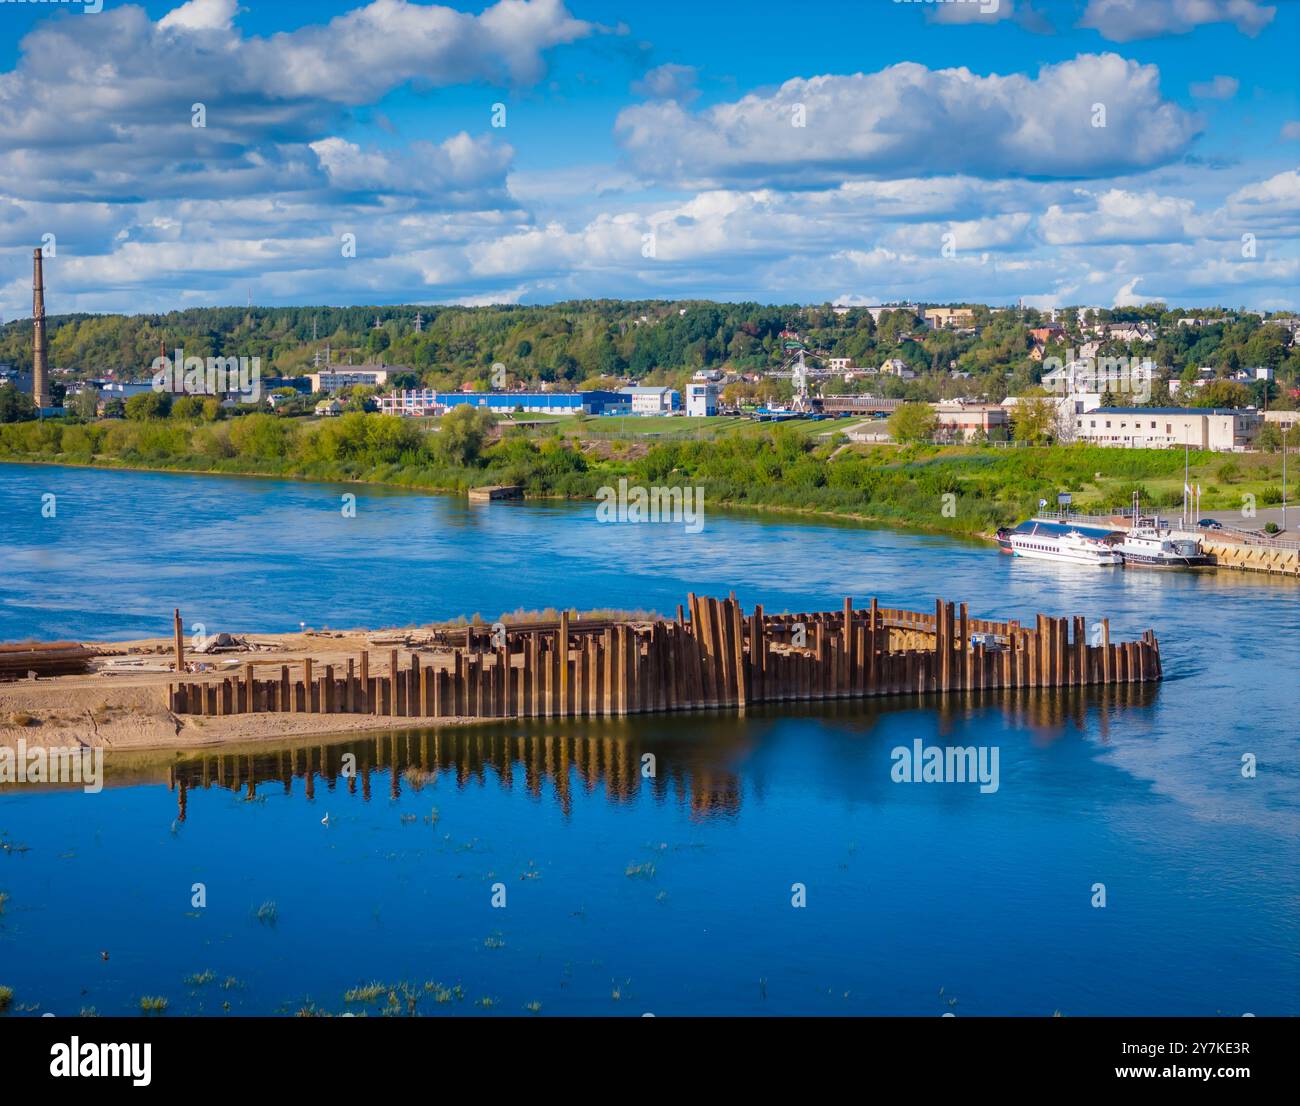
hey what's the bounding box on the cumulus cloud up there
[1224,169,1300,222]
[0,0,594,201]
[1040,189,1198,244]
[1079,0,1276,42]
[614,55,1200,187]
[310,134,515,205]
[159,0,238,32]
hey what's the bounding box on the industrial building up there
[1074,407,1261,451]
[933,403,1011,441]
[369,389,628,416]
[618,385,680,415]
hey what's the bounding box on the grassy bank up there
[1,410,1293,537]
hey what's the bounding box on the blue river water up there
[0,462,1296,1016]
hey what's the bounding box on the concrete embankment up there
[1200,538,1300,576]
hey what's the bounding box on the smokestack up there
[32,248,50,410]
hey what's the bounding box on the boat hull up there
[1010,541,1123,566]
[1120,552,1210,568]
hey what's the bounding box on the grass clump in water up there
[139,996,168,1015]
[344,981,387,1005]
[255,901,278,926]
[0,985,13,1012]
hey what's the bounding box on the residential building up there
[880,358,914,379]
[618,385,680,415]
[307,366,393,393]
[315,399,343,417]
[924,307,976,330]
[1074,407,1261,451]
[1098,321,1157,343]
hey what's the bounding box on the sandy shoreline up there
[0,625,486,754]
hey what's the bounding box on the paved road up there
[1190,505,1295,536]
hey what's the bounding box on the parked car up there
[1197,518,1223,530]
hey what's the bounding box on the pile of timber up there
[168,594,1162,719]
[0,641,96,681]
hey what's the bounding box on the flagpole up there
[1183,431,1190,528]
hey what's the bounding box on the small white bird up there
[321,813,331,827]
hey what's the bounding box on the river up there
[0,462,1296,1016]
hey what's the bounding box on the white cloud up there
[159,0,238,32]
[310,134,515,204]
[631,63,699,102]
[1189,75,1240,99]
[1079,0,1276,42]
[1224,169,1300,221]
[1040,189,1198,244]
[0,0,596,202]
[927,1,1015,25]
[615,55,1200,187]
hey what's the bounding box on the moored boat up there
[1114,527,1207,568]
[1009,524,1124,566]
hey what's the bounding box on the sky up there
[0,0,1297,318]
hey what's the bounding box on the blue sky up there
[0,0,1296,316]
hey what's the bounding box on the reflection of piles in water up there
[167,729,742,823]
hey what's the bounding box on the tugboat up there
[1114,492,1208,569]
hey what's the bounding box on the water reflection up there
[162,683,1159,824]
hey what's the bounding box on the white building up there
[1074,407,1260,451]
[374,389,448,417]
[307,367,392,393]
[686,377,719,417]
[618,385,680,415]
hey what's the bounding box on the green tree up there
[171,395,206,420]
[0,383,37,423]
[888,402,937,444]
[1011,396,1058,443]
[69,388,100,420]
[433,404,495,465]
[125,391,171,420]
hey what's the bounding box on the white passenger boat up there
[1009,524,1123,566]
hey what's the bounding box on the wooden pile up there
[168,594,1162,720]
[0,641,96,681]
